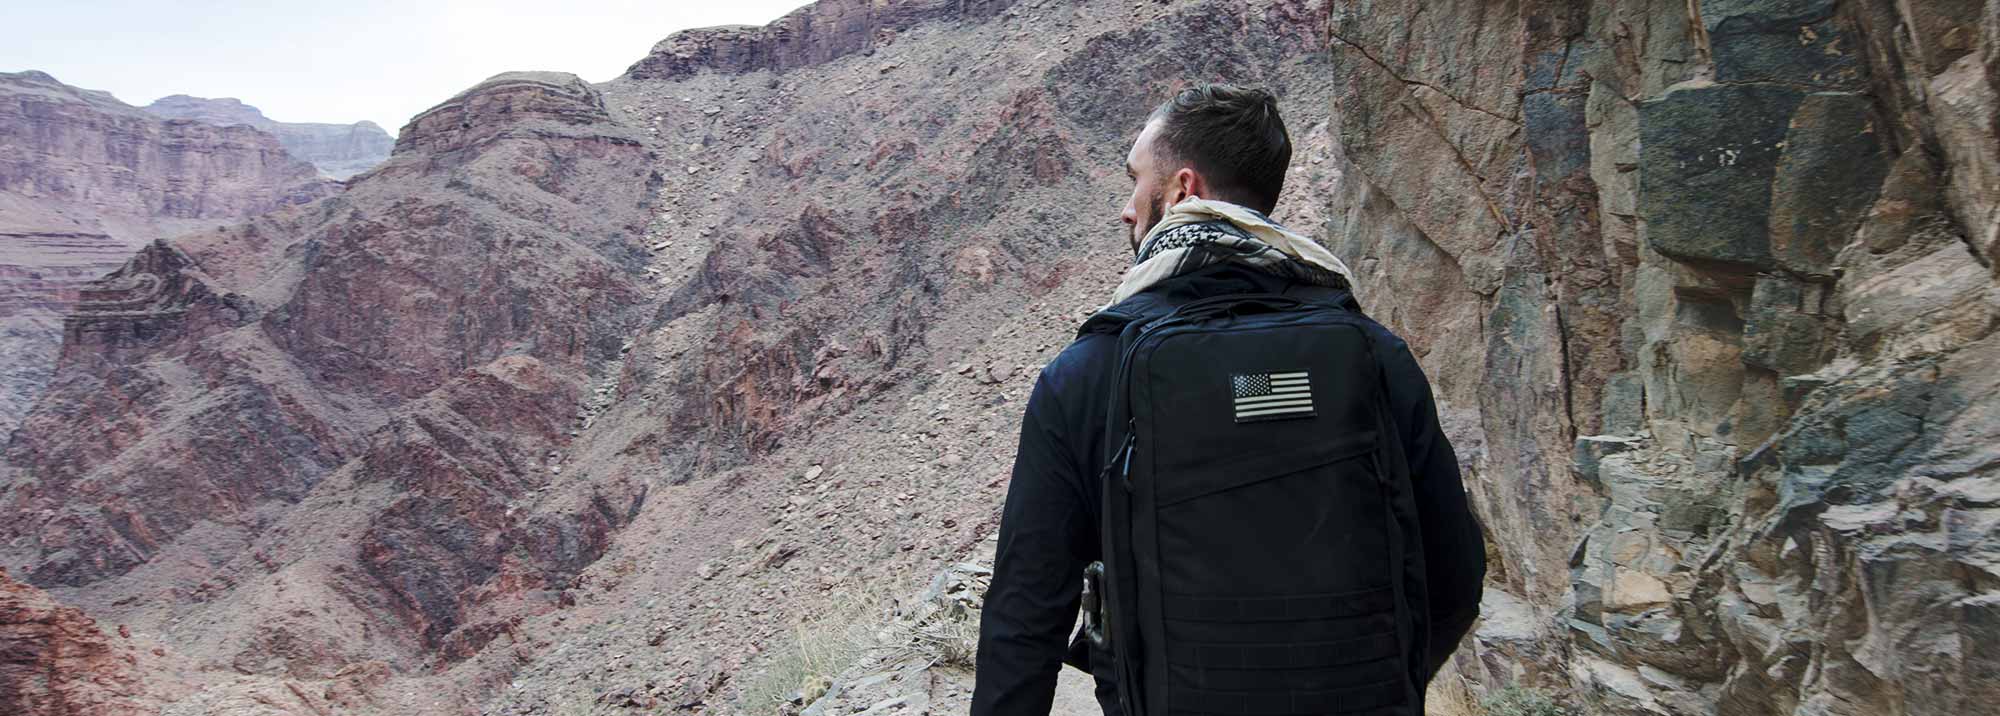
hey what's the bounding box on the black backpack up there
[1074,288,1429,716]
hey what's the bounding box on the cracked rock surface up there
[1325,1,2000,714]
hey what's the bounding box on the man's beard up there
[1130,186,1166,256]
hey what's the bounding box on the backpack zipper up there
[1095,418,1137,493]
[1104,311,1210,493]
[1114,422,1135,491]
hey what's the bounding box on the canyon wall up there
[146,95,394,180]
[0,569,185,716]
[1322,0,2000,713]
[0,70,335,443]
[2,68,657,716]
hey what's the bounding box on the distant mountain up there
[0,70,336,444]
[146,94,393,179]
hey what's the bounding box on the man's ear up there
[1171,167,1205,204]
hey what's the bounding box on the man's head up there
[1120,83,1292,253]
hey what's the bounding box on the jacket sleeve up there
[1377,333,1486,681]
[972,373,1096,716]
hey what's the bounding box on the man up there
[971,84,1485,715]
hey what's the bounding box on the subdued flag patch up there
[1231,371,1315,423]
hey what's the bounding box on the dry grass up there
[881,598,980,669]
[877,563,988,669]
[735,589,891,714]
[736,564,989,713]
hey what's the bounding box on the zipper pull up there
[1117,419,1136,492]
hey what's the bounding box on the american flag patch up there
[1231,371,1316,422]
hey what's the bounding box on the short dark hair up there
[1147,83,1292,214]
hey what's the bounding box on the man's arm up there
[1376,333,1486,680]
[972,373,1095,716]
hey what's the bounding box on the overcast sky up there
[1,0,807,133]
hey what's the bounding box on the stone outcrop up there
[0,568,182,716]
[1323,0,2000,714]
[0,70,336,443]
[146,94,394,180]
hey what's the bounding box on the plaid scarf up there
[1109,198,1356,306]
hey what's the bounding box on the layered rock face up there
[2,66,653,716]
[4,0,1995,714]
[146,94,395,180]
[0,569,183,716]
[1323,0,2000,714]
[623,0,1018,80]
[0,70,335,442]
[0,72,334,224]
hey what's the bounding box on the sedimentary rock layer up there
[146,94,394,180]
[0,70,335,442]
[0,568,182,716]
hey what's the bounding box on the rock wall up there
[623,0,1019,80]
[0,71,334,231]
[1323,0,2000,713]
[146,94,395,180]
[0,70,336,443]
[0,568,183,716]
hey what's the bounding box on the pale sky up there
[0,0,809,133]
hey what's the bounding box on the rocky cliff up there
[2,65,664,714]
[1,1,1994,715]
[0,569,185,716]
[1320,0,2000,714]
[0,70,336,443]
[145,95,395,180]
[624,0,1018,80]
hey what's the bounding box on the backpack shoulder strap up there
[1075,279,1213,338]
[1077,308,1137,337]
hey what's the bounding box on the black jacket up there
[971,263,1485,716]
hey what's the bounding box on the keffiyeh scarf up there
[1108,197,1357,306]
